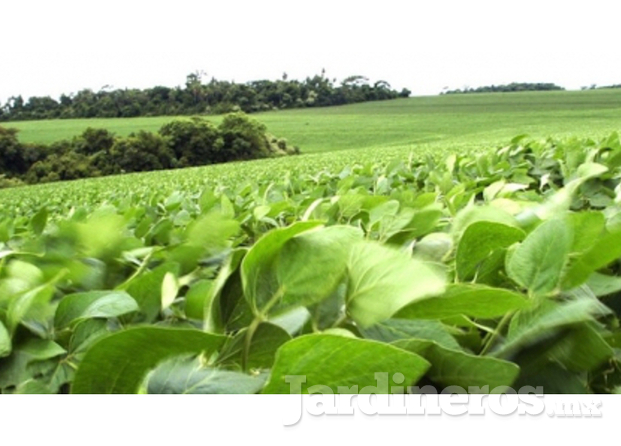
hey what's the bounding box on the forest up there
[443,83,564,94]
[0,72,411,122]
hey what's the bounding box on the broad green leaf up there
[0,320,11,358]
[494,295,611,358]
[184,280,212,320]
[322,328,357,338]
[452,205,519,240]
[396,284,530,320]
[147,356,266,394]
[546,323,613,372]
[506,217,572,296]
[586,272,621,297]
[404,207,444,239]
[0,339,66,390]
[562,228,621,290]
[75,213,126,259]
[411,233,453,263]
[207,248,247,332]
[6,282,56,334]
[6,259,43,287]
[275,225,363,311]
[30,207,48,236]
[184,210,240,251]
[54,290,139,329]
[15,379,54,394]
[218,322,291,370]
[71,327,226,394]
[568,211,605,253]
[456,221,525,281]
[515,162,608,226]
[241,221,322,312]
[360,319,461,350]
[394,339,520,390]
[262,334,430,393]
[514,361,590,394]
[125,262,180,322]
[368,200,400,227]
[346,241,446,328]
[268,307,310,336]
[309,283,346,330]
[161,272,179,311]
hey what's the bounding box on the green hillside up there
[10,89,621,155]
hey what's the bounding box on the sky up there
[3,0,621,104]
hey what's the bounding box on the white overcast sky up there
[2,0,621,103]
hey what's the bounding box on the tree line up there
[0,113,299,188]
[442,83,564,94]
[0,72,411,122]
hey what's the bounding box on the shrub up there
[159,118,220,168]
[73,128,116,156]
[217,112,271,161]
[109,131,175,173]
[0,126,27,175]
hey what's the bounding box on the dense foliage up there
[2,132,621,394]
[0,72,410,122]
[0,113,299,186]
[443,83,564,94]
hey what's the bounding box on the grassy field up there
[9,89,621,155]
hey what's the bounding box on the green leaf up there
[161,272,179,311]
[75,213,127,259]
[262,334,430,393]
[125,262,180,322]
[184,280,212,320]
[546,323,613,372]
[15,379,54,394]
[346,241,446,328]
[568,211,605,253]
[218,322,291,370]
[184,209,240,252]
[241,221,322,312]
[147,356,266,394]
[268,307,310,336]
[0,339,66,390]
[586,272,621,297]
[411,233,453,263]
[515,163,608,227]
[396,284,530,320]
[506,218,572,296]
[394,339,520,390]
[30,207,48,236]
[514,361,590,393]
[71,327,226,394]
[275,225,363,312]
[207,248,247,332]
[309,283,346,330]
[54,290,139,329]
[0,320,11,358]
[452,205,519,240]
[6,282,56,334]
[494,295,611,358]
[562,228,621,290]
[456,221,525,282]
[360,319,461,350]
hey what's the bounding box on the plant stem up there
[242,316,263,372]
[480,312,513,356]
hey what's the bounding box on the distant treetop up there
[0,72,411,122]
[442,83,565,94]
